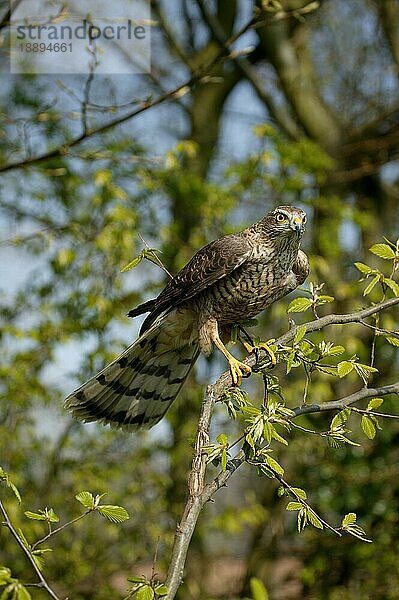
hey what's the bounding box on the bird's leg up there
[210,325,251,386]
[237,330,277,366]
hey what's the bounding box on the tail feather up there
[64,316,199,431]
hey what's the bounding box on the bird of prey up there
[65,205,309,431]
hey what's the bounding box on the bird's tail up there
[64,315,199,431]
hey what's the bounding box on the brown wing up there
[129,232,253,334]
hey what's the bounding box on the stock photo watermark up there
[7,0,151,74]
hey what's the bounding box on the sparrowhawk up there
[65,205,309,430]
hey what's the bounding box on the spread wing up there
[129,232,253,333]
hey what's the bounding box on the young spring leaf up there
[361,415,376,439]
[286,501,303,511]
[307,510,323,529]
[315,295,334,305]
[0,567,12,585]
[24,511,47,521]
[328,345,345,356]
[291,487,307,500]
[367,398,383,411]
[17,585,32,600]
[331,408,351,430]
[293,324,307,344]
[75,491,95,510]
[154,584,168,596]
[120,254,143,273]
[97,505,130,523]
[337,361,354,378]
[354,262,373,275]
[250,577,269,600]
[384,278,399,297]
[264,454,284,475]
[363,274,380,296]
[135,585,154,600]
[342,512,356,527]
[287,297,312,313]
[369,243,396,260]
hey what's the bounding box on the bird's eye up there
[275,213,286,223]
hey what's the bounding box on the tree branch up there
[165,385,216,599]
[196,0,302,140]
[276,297,399,348]
[0,16,258,174]
[292,381,399,417]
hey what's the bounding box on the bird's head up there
[268,205,307,239]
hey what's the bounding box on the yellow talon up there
[229,356,252,386]
[240,337,277,365]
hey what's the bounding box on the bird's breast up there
[203,252,296,323]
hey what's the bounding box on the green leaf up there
[154,584,168,596]
[263,421,273,444]
[135,585,154,600]
[0,567,12,585]
[316,294,335,305]
[17,529,30,550]
[75,491,95,510]
[16,585,32,600]
[297,508,308,532]
[367,398,383,411]
[216,433,228,445]
[286,501,302,511]
[370,243,396,260]
[270,428,288,446]
[293,324,307,344]
[32,554,45,572]
[361,415,376,439]
[120,255,143,272]
[331,408,351,429]
[97,505,130,523]
[127,577,147,584]
[286,350,295,374]
[328,345,345,356]
[24,511,47,521]
[8,482,21,505]
[384,278,399,297]
[337,361,354,377]
[386,335,399,347]
[250,577,269,600]
[307,510,323,529]
[363,274,380,296]
[292,487,307,500]
[354,262,373,274]
[245,432,255,452]
[342,512,356,527]
[264,455,284,475]
[287,297,312,313]
[45,508,59,523]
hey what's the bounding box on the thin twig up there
[272,471,342,536]
[292,382,399,417]
[0,500,61,600]
[31,512,90,551]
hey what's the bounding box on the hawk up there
[65,205,309,431]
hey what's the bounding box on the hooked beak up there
[290,217,303,236]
